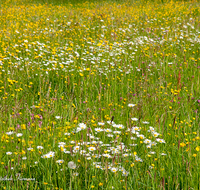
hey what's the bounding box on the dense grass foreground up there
[0,0,200,189]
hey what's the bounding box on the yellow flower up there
[131,163,134,167]
[180,142,186,147]
[99,182,103,186]
[196,147,200,151]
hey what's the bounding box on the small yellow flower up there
[91,185,95,188]
[180,142,186,147]
[196,147,200,152]
[99,182,103,186]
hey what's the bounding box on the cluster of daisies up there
[5,104,166,176]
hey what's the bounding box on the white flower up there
[156,138,166,143]
[104,128,112,133]
[130,137,137,140]
[110,167,118,173]
[95,165,101,169]
[142,121,149,124]
[161,153,167,156]
[58,142,66,146]
[56,160,64,164]
[146,144,152,149]
[73,146,80,151]
[27,147,33,151]
[113,131,121,134]
[80,150,86,154]
[16,133,23,137]
[137,134,145,139]
[132,126,140,132]
[129,144,137,147]
[152,132,160,137]
[98,122,105,126]
[123,153,130,157]
[55,116,61,119]
[73,172,79,176]
[75,127,82,133]
[22,157,27,160]
[95,128,104,132]
[131,118,138,121]
[37,146,44,149]
[68,161,76,169]
[107,134,114,137]
[128,104,135,107]
[144,139,151,144]
[102,153,112,158]
[88,147,96,151]
[115,124,124,129]
[107,121,115,125]
[116,144,125,150]
[122,170,129,176]
[6,152,12,155]
[78,123,87,130]
[64,150,71,154]
[149,126,155,131]
[41,151,55,158]
[6,131,14,135]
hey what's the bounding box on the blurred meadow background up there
[0,0,199,189]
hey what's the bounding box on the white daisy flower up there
[142,121,149,124]
[110,167,118,173]
[122,170,129,176]
[104,128,112,132]
[107,134,114,137]
[37,146,44,149]
[56,160,64,164]
[16,133,23,137]
[98,122,105,126]
[95,128,104,132]
[144,139,151,144]
[128,104,135,107]
[6,131,14,135]
[73,146,80,151]
[78,123,87,130]
[156,138,166,143]
[131,118,138,121]
[88,147,96,151]
[41,151,55,158]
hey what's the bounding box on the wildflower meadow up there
[0,0,199,189]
